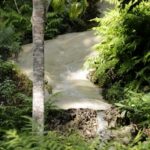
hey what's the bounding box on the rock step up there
[46,108,137,144]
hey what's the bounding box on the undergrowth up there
[99,138,150,150]
[116,91,150,128]
[0,60,32,130]
[0,24,21,60]
[0,129,99,150]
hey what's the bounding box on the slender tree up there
[31,0,87,134]
[32,0,45,134]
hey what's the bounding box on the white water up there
[17,31,110,110]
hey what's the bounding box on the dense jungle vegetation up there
[86,0,150,148]
[0,0,150,149]
[87,0,150,127]
[0,0,99,44]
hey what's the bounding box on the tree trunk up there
[32,0,45,134]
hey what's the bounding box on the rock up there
[97,107,137,144]
[104,106,125,128]
[144,128,150,137]
[47,108,98,138]
[46,107,137,143]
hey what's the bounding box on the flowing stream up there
[17,31,110,110]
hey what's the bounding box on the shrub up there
[0,60,32,130]
[1,0,100,44]
[0,130,96,150]
[0,24,20,60]
[0,8,32,44]
[86,1,150,99]
[99,138,150,150]
[116,91,150,127]
[0,129,149,150]
[85,0,150,131]
[45,12,63,39]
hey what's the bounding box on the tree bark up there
[32,0,45,134]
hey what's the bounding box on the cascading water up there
[17,31,110,111]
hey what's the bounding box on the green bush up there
[0,130,97,150]
[0,60,32,96]
[99,138,150,150]
[0,24,20,60]
[116,91,150,127]
[0,60,32,130]
[0,6,32,43]
[0,129,149,150]
[0,0,100,45]
[85,1,150,131]
[45,12,63,39]
[86,1,150,99]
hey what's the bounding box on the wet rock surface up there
[98,107,137,144]
[47,108,98,138]
[46,107,137,143]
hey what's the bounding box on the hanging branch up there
[14,0,21,14]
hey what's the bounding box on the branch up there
[14,0,21,14]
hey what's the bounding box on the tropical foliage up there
[0,0,99,45]
[0,24,21,60]
[0,130,98,150]
[0,60,32,130]
[86,0,150,146]
[86,1,150,102]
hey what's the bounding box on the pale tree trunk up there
[32,0,45,134]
